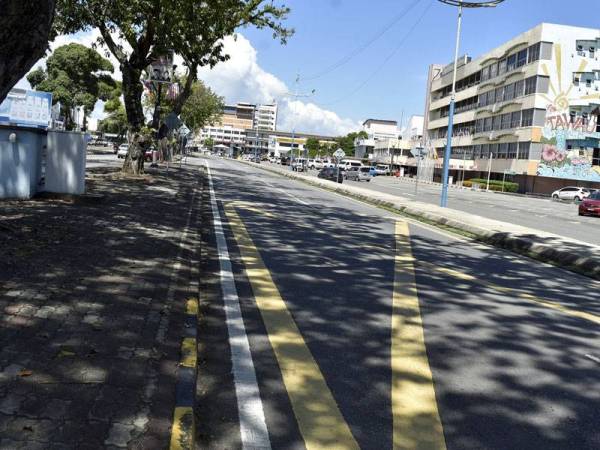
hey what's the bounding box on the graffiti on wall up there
[536,43,600,181]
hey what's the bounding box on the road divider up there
[238,161,600,281]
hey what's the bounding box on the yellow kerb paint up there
[392,221,446,450]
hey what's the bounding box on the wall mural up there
[537,43,600,181]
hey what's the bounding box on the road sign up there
[333,148,345,159]
[410,147,426,158]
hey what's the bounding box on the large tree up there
[0,1,55,103]
[54,0,293,134]
[27,43,116,130]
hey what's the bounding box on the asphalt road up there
[265,163,599,246]
[198,155,600,450]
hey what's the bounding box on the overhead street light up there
[437,0,505,207]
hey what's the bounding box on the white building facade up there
[425,23,600,193]
[254,103,278,131]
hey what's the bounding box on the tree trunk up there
[172,63,197,116]
[121,64,145,132]
[0,1,55,103]
[121,64,146,173]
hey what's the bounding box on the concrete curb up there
[240,161,600,281]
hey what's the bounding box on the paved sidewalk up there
[0,165,202,449]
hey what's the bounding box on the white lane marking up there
[585,354,600,364]
[261,178,310,206]
[206,162,272,450]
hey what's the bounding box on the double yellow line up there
[225,204,446,450]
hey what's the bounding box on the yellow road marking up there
[416,260,600,326]
[225,204,359,450]
[180,338,197,368]
[392,221,446,450]
[169,406,194,450]
[186,297,198,316]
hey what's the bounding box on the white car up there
[307,159,324,170]
[292,158,307,172]
[117,144,129,159]
[374,164,391,176]
[551,186,592,202]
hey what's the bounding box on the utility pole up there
[437,0,505,206]
[283,74,315,171]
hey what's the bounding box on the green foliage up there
[54,0,294,131]
[181,81,224,131]
[26,67,47,88]
[464,178,519,192]
[27,43,115,129]
[204,137,214,149]
[335,130,368,156]
[305,137,320,157]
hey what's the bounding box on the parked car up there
[551,186,592,202]
[317,167,343,183]
[308,159,324,170]
[292,158,307,172]
[144,146,155,162]
[339,159,363,171]
[117,144,129,159]
[345,166,372,182]
[374,164,391,176]
[280,156,290,166]
[579,190,600,216]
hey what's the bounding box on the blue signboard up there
[0,88,52,129]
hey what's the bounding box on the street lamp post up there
[437,0,504,207]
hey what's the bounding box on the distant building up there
[197,101,278,152]
[362,119,399,141]
[354,119,400,160]
[267,131,336,158]
[254,103,278,131]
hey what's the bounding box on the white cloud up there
[198,34,360,136]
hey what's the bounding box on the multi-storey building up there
[267,131,337,158]
[254,103,278,131]
[425,23,600,192]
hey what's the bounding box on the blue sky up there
[237,0,600,129]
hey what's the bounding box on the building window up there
[521,109,534,127]
[504,83,515,101]
[516,49,527,68]
[498,143,508,159]
[507,54,517,72]
[528,43,541,63]
[514,79,525,97]
[484,117,493,132]
[501,113,511,129]
[511,111,521,128]
[489,63,498,79]
[524,76,537,95]
[495,86,504,103]
[508,142,518,158]
[518,142,530,159]
[481,66,490,81]
[493,115,502,130]
[487,89,496,104]
[498,58,507,75]
[475,118,484,133]
[490,143,498,157]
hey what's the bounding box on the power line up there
[302,0,423,81]
[319,0,434,107]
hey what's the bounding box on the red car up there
[578,190,600,216]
